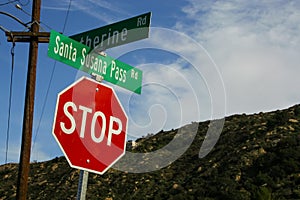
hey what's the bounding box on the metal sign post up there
[76,71,104,200]
[76,170,89,200]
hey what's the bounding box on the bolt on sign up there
[48,30,143,94]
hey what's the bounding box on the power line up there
[17,0,30,6]
[32,0,73,158]
[5,34,15,164]
[0,0,30,7]
[15,3,54,31]
[62,0,72,32]
[0,0,18,7]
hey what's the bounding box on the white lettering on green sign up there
[48,30,143,94]
[54,35,77,62]
[80,53,128,84]
[48,30,90,69]
[79,28,128,49]
[70,12,151,50]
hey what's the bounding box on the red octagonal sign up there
[52,76,128,174]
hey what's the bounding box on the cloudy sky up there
[0,0,299,164]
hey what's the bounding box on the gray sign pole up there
[76,59,105,199]
[76,170,89,200]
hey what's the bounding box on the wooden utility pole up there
[4,0,50,199]
[15,0,40,197]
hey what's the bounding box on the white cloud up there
[110,0,300,139]
[71,0,128,23]
[0,144,20,164]
[31,142,53,162]
[0,141,53,164]
[176,0,300,115]
[43,0,128,24]
[108,27,226,138]
[125,62,202,138]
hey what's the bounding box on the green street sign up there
[48,30,90,70]
[48,30,142,94]
[81,51,143,94]
[70,12,151,50]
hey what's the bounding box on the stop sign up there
[52,76,128,174]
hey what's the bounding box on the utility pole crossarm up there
[5,31,50,43]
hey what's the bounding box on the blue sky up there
[0,0,300,164]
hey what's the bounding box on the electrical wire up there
[7,0,30,7]
[15,3,54,31]
[0,0,29,7]
[32,0,73,158]
[0,0,18,7]
[5,34,15,164]
[62,0,72,32]
[17,0,30,6]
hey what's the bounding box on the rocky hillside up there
[0,105,300,199]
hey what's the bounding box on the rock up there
[173,183,179,189]
[289,119,298,123]
[197,166,202,172]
